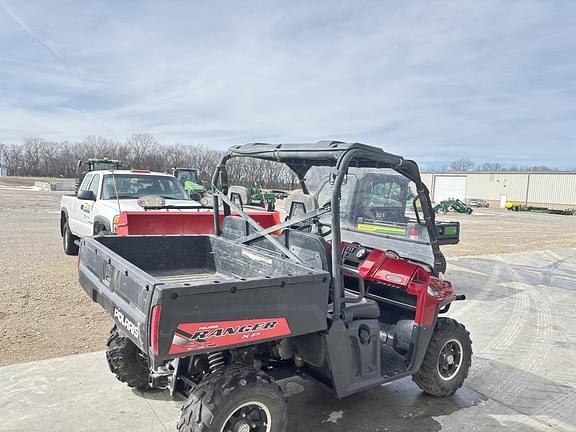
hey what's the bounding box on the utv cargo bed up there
[79,235,330,362]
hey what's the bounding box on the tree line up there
[437,158,575,173]
[0,134,299,189]
[0,136,572,188]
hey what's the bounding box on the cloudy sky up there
[1,1,575,166]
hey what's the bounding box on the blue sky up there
[1,1,575,166]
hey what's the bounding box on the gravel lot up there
[1,179,575,366]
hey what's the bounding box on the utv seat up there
[285,193,317,218]
[343,290,380,320]
[282,230,379,321]
[222,215,255,240]
[283,229,331,271]
[222,215,282,252]
[222,216,331,271]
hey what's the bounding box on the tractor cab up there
[75,158,129,192]
[172,167,207,199]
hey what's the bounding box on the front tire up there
[412,318,472,397]
[62,220,79,255]
[177,367,287,432]
[106,326,150,390]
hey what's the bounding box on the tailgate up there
[78,237,158,352]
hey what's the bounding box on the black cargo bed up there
[79,234,331,360]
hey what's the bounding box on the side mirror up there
[77,190,96,201]
[436,222,460,245]
[189,192,202,202]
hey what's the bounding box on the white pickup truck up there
[60,169,195,255]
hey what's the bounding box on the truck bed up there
[78,234,331,362]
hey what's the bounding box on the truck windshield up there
[101,174,189,200]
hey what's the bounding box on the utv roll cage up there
[211,141,446,320]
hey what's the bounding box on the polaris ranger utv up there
[77,141,471,432]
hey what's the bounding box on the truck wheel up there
[62,220,79,255]
[106,326,150,390]
[412,318,472,397]
[177,367,287,432]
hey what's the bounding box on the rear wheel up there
[106,326,150,390]
[62,219,79,255]
[177,366,287,432]
[412,318,472,397]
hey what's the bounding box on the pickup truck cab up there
[60,170,194,255]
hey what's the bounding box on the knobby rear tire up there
[106,326,150,390]
[177,366,287,432]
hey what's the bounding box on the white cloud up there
[0,0,575,165]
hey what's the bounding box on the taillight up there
[112,214,120,233]
[115,213,129,236]
[408,227,418,240]
[150,305,162,355]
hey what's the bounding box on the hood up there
[99,198,202,213]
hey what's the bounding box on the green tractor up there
[76,158,130,191]
[227,185,277,211]
[249,186,276,211]
[172,168,210,202]
[434,198,473,214]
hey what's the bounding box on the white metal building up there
[421,172,576,210]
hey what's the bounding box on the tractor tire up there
[106,326,150,390]
[177,366,287,432]
[62,220,79,256]
[412,318,472,397]
[466,208,473,214]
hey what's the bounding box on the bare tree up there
[450,158,475,172]
[126,133,157,169]
[478,162,503,172]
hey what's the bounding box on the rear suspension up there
[207,351,226,372]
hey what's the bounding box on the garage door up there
[433,176,467,202]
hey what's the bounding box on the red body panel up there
[358,249,418,286]
[355,248,454,326]
[169,318,291,354]
[116,210,280,236]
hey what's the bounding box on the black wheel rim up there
[221,401,271,432]
[437,339,463,381]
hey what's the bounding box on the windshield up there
[314,168,434,265]
[101,174,189,200]
[177,170,198,183]
[92,161,119,170]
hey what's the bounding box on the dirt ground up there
[1,180,575,366]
